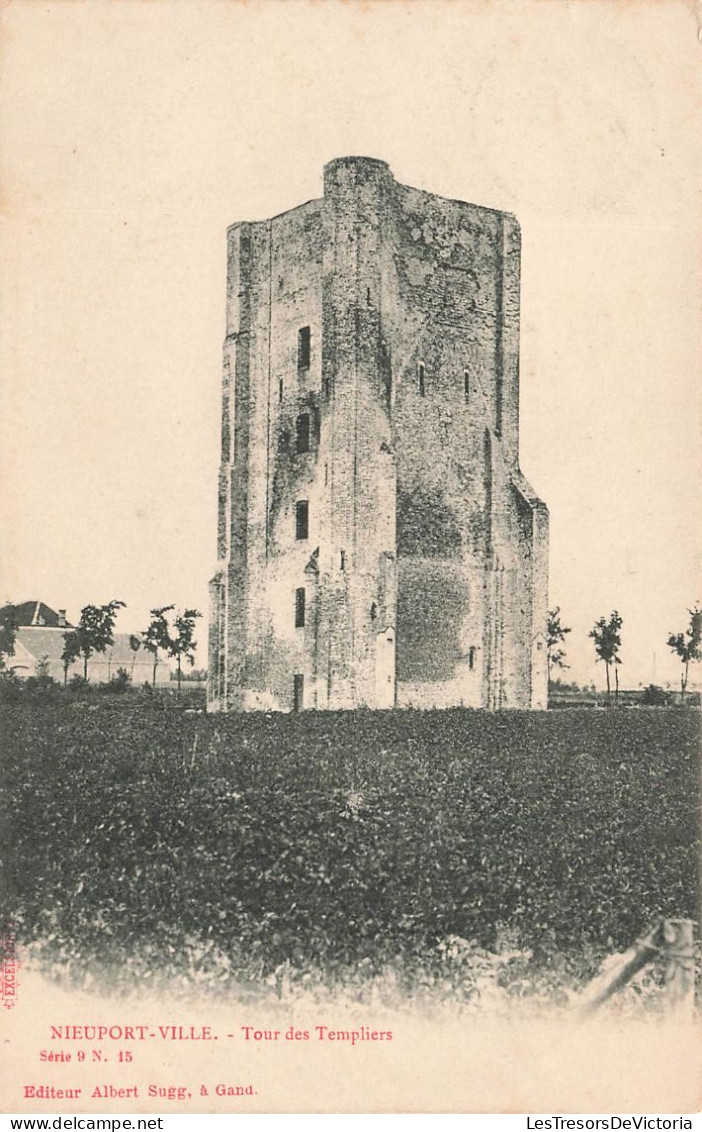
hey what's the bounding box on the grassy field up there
[1,701,699,1006]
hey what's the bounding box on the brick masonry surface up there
[208,157,549,712]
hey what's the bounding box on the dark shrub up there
[0,670,23,703]
[103,668,131,694]
[67,674,90,695]
[642,685,672,706]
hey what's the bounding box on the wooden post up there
[661,919,695,1018]
[576,923,662,1016]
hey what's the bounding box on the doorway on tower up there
[293,673,304,712]
[375,628,395,709]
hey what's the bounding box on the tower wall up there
[320,157,397,709]
[208,158,548,713]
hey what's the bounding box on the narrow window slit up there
[298,326,311,372]
[295,500,309,540]
[293,673,304,712]
[296,413,310,454]
[295,587,306,628]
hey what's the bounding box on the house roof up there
[0,601,73,628]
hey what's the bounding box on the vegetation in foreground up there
[1,702,699,1010]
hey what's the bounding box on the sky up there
[1,0,700,689]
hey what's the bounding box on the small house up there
[1,601,172,685]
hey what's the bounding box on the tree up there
[142,605,174,686]
[547,607,571,681]
[0,603,19,670]
[589,610,623,704]
[667,605,702,705]
[141,605,202,692]
[168,608,202,694]
[61,630,82,685]
[61,600,125,681]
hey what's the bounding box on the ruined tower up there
[208,157,548,712]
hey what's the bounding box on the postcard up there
[1,0,700,1117]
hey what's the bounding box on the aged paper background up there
[1,0,700,1116]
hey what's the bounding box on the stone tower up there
[208,157,548,713]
